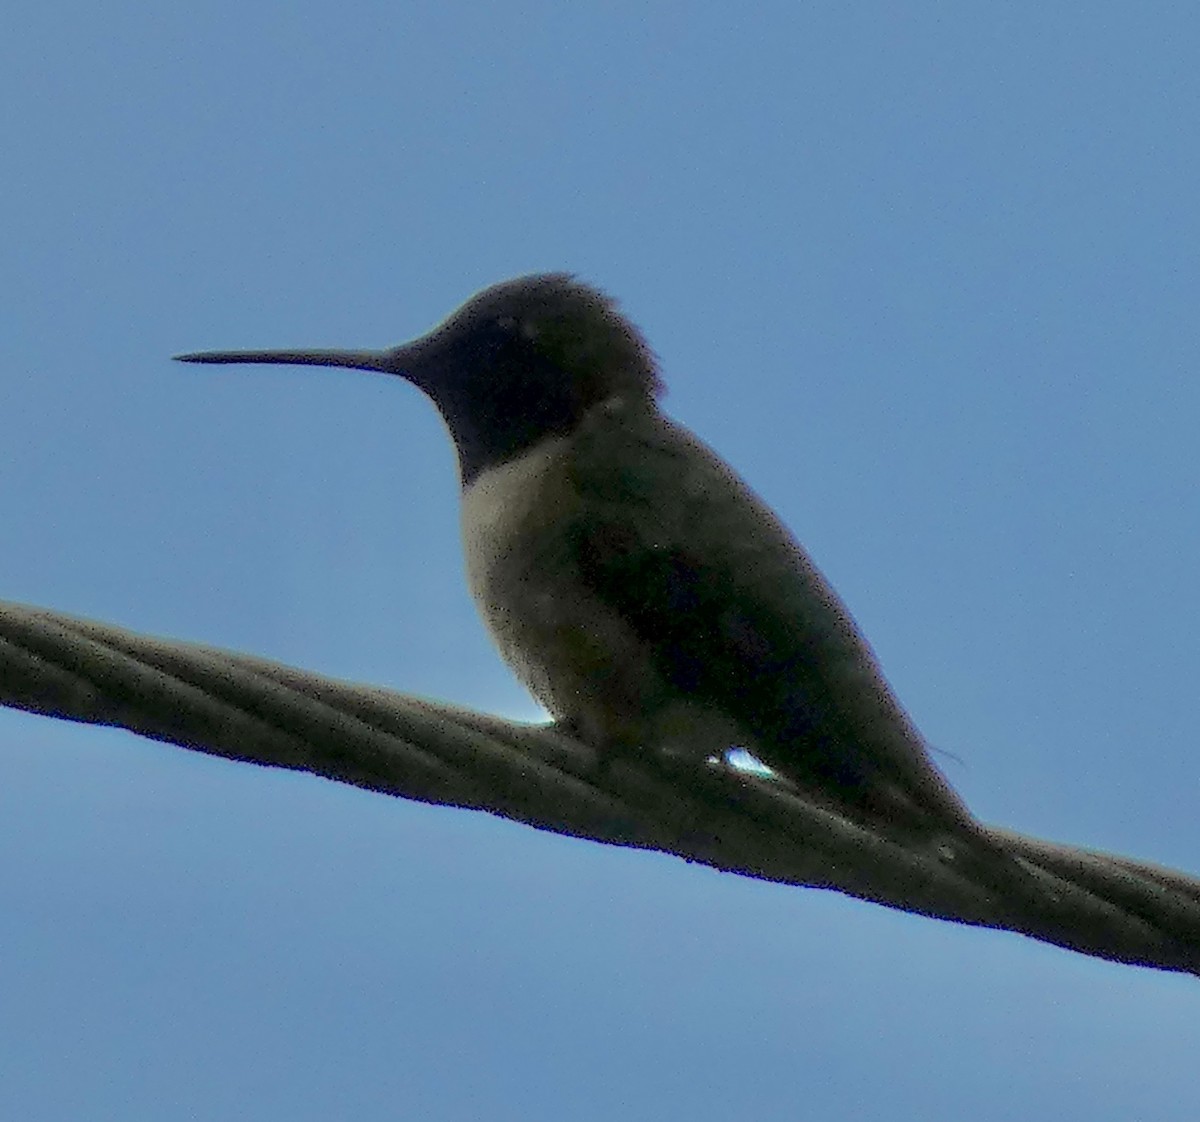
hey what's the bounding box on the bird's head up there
[177,273,662,483]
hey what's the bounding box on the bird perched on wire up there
[177,274,989,850]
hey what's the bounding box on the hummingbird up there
[177,274,985,846]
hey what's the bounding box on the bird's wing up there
[565,402,971,828]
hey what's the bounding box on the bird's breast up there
[461,436,591,704]
[458,434,671,741]
[460,434,574,620]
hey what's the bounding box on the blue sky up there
[2,4,1198,1118]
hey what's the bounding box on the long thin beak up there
[173,348,395,373]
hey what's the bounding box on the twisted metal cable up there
[2,598,1197,976]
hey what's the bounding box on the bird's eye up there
[496,315,538,343]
